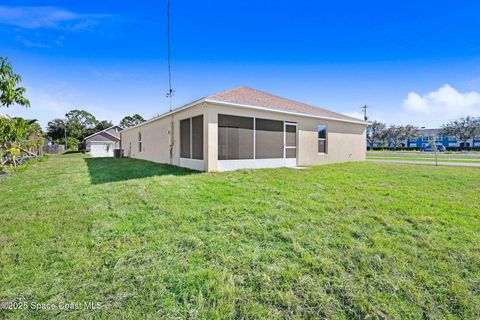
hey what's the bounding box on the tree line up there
[0,56,146,170]
[46,112,145,150]
[368,116,480,148]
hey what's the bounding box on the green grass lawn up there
[1,156,479,319]
[367,151,480,164]
[368,157,480,164]
[368,151,480,159]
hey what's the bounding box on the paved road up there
[367,159,480,167]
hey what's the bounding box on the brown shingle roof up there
[206,86,364,123]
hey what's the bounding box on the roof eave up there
[204,99,369,125]
[120,96,368,134]
[120,98,207,133]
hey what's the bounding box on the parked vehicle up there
[421,145,446,152]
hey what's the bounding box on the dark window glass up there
[138,132,142,152]
[180,118,191,158]
[318,139,326,153]
[318,125,327,153]
[255,118,284,159]
[318,125,327,139]
[218,114,254,160]
[191,115,203,160]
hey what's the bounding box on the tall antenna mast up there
[166,0,174,111]
[361,104,369,121]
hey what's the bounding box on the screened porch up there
[217,114,297,171]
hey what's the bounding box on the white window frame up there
[284,121,297,159]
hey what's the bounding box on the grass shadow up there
[84,157,199,184]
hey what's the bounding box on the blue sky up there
[1,0,480,128]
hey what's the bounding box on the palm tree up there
[0,57,30,108]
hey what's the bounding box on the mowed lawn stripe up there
[1,156,479,319]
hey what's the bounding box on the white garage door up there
[90,143,114,157]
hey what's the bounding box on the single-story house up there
[83,125,122,157]
[121,87,368,171]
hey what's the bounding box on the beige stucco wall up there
[120,101,366,172]
[120,103,208,170]
[205,102,366,171]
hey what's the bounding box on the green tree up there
[63,137,80,151]
[385,124,419,149]
[0,117,31,147]
[47,111,111,145]
[95,120,113,131]
[0,117,42,168]
[0,57,30,108]
[65,109,98,141]
[86,120,113,136]
[46,118,67,142]
[474,118,480,147]
[366,121,387,147]
[119,114,145,128]
[440,116,479,148]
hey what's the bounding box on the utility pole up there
[421,126,438,166]
[166,0,174,111]
[63,119,67,150]
[361,104,369,121]
[430,136,439,166]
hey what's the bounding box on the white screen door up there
[284,122,297,166]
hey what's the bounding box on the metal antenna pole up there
[166,0,174,111]
[361,104,369,121]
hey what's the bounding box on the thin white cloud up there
[15,35,51,48]
[5,84,123,129]
[0,5,108,30]
[403,84,480,119]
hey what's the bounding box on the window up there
[318,125,327,153]
[138,132,142,152]
[180,118,191,158]
[218,114,254,160]
[255,118,284,159]
[191,116,203,160]
[180,115,203,160]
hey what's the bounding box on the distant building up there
[83,125,122,157]
[403,128,479,148]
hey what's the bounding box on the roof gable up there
[206,87,363,123]
[82,125,122,141]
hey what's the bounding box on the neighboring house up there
[83,126,122,157]
[121,87,367,171]
[404,128,478,148]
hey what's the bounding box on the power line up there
[166,0,174,111]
